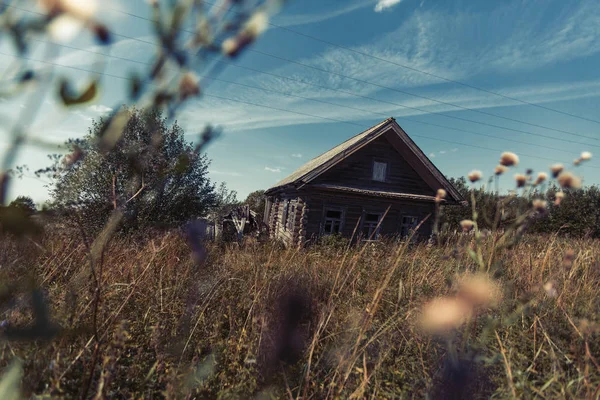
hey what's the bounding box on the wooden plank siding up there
[302,191,435,245]
[311,135,434,195]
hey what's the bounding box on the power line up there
[23,36,593,157]
[8,3,600,147]
[267,18,600,125]
[104,2,600,140]
[1,50,598,171]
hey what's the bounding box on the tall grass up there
[1,230,598,398]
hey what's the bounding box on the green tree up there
[45,107,217,234]
[8,196,36,216]
[244,190,266,222]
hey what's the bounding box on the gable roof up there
[266,118,463,203]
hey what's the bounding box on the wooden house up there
[263,118,463,247]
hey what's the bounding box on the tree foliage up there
[244,190,266,222]
[46,107,217,235]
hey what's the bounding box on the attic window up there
[372,161,387,182]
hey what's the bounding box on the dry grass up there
[1,230,599,399]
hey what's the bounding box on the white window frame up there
[361,211,383,240]
[322,207,345,236]
[372,161,388,182]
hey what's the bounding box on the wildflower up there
[179,72,200,100]
[421,297,472,333]
[534,172,548,186]
[550,164,564,178]
[457,273,502,308]
[222,11,269,57]
[467,170,482,183]
[543,281,557,298]
[460,219,475,232]
[515,173,527,188]
[554,191,565,206]
[40,0,98,19]
[48,14,84,42]
[532,199,547,213]
[581,151,592,161]
[494,165,507,175]
[557,172,582,189]
[435,188,446,203]
[500,152,519,167]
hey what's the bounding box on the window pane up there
[332,221,341,233]
[326,210,342,219]
[373,161,387,181]
[324,221,332,232]
[365,213,380,222]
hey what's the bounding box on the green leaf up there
[59,80,98,106]
[0,360,23,400]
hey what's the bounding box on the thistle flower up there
[581,151,592,161]
[467,170,482,183]
[515,173,527,188]
[494,165,507,175]
[457,273,501,308]
[435,188,446,203]
[460,219,475,232]
[534,172,548,186]
[222,11,269,57]
[500,152,519,167]
[557,172,582,189]
[48,14,84,42]
[532,199,547,213]
[543,281,557,298]
[550,164,564,178]
[554,191,565,206]
[421,297,472,333]
[179,72,200,100]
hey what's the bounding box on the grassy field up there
[1,229,599,399]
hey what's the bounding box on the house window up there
[361,212,382,239]
[282,200,289,230]
[286,202,296,231]
[400,216,419,237]
[373,161,387,182]
[323,208,343,235]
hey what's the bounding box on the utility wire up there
[7,3,600,146]
[20,36,596,157]
[1,50,598,171]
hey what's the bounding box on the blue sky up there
[1,0,600,203]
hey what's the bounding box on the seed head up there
[557,172,582,189]
[457,273,502,308]
[574,158,581,166]
[420,297,472,334]
[534,172,548,186]
[550,164,564,178]
[435,188,447,203]
[515,173,527,188]
[460,219,475,232]
[554,191,565,206]
[494,165,507,175]
[580,151,592,161]
[467,170,482,183]
[178,72,200,100]
[532,199,547,213]
[500,152,519,167]
[543,281,557,298]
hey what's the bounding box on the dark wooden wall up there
[312,135,434,195]
[302,191,434,244]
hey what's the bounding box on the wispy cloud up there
[210,170,243,177]
[291,153,303,158]
[429,153,435,158]
[274,1,372,27]
[265,166,282,173]
[375,0,403,12]
[88,104,113,113]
